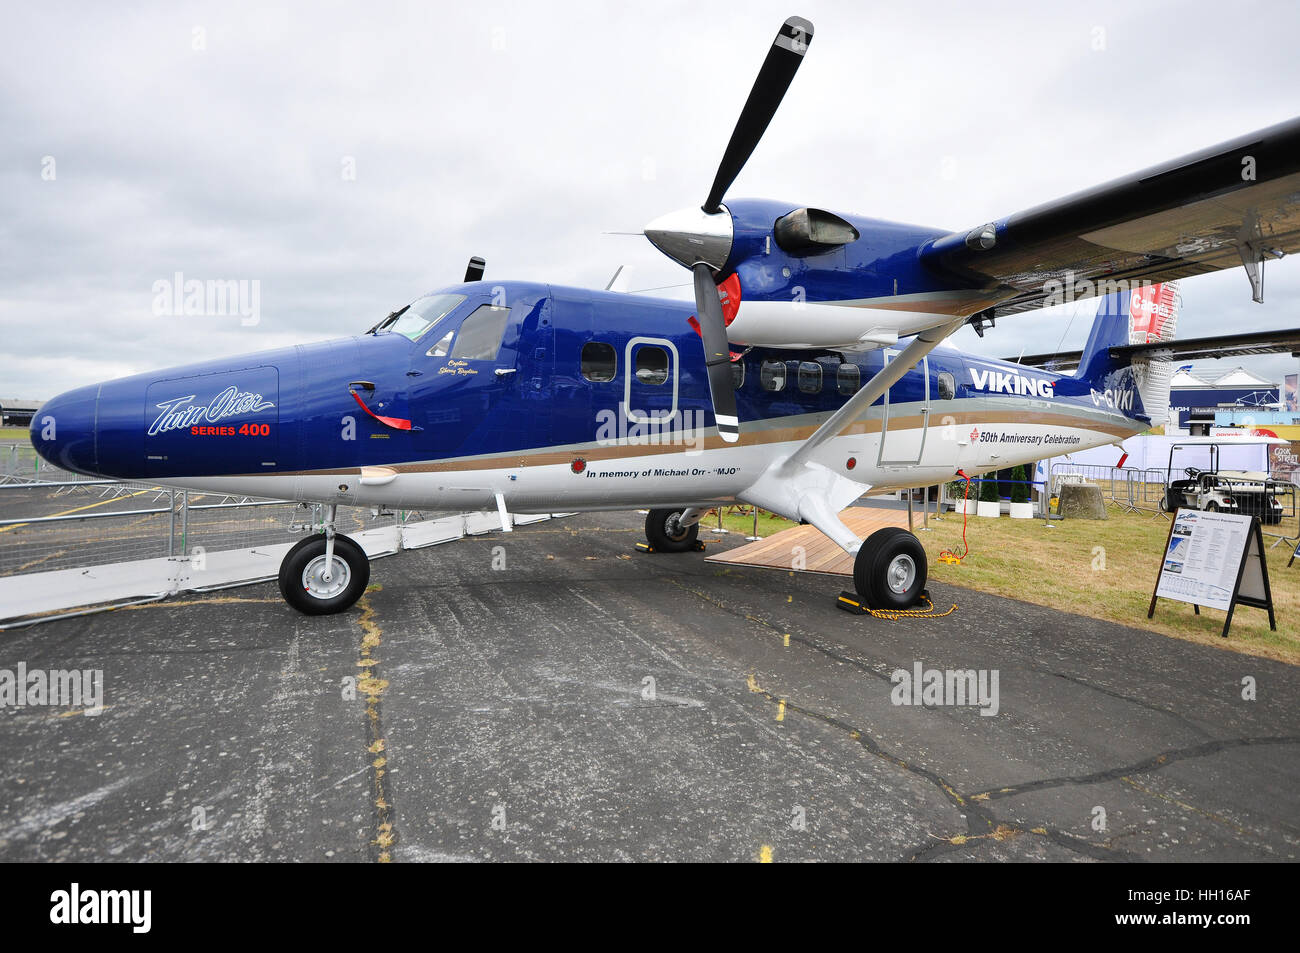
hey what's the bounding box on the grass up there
[705,506,802,539]
[705,502,1300,665]
[0,427,30,441]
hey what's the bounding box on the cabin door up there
[878,352,929,466]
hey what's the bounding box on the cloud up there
[2,0,1298,398]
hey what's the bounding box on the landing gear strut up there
[644,507,702,553]
[278,504,370,615]
[853,527,927,610]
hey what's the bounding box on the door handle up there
[494,367,517,377]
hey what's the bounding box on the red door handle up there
[349,387,419,431]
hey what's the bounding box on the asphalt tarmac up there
[1,511,1296,862]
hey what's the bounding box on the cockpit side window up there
[426,331,454,358]
[450,305,511,362]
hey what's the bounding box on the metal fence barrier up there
[1047,463,1171,517]
[0,443,561,626]
[1046,461,1300,549]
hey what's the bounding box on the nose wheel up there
[644,508,702,553]
[853,527,927,610]
[278,511,370,615]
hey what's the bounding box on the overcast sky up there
[3,0,1299,400]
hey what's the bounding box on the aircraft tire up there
[853,527,927,610]
[279,533,370,615]
[645,508,700,553]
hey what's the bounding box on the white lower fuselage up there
[158,395,1139,528]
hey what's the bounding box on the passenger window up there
[449,305,510,362]
[731,360,745,390]
[426,331,454,358]
[760,360,787,392]
[837,363,860,396]
[798,361,822,394]
[635,346,669,385]
[938,371,956,400]
[582,342,617,382]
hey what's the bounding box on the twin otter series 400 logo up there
[149,385,275,436]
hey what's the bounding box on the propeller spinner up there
[644,15,814,443]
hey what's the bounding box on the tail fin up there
[1074,282,1181,424]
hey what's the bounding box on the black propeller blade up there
[464,256,486,282]
[702,16,814,214]
[693,263,740,443]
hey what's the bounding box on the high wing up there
[921,117,1300,316]
[1013,327,1300,371]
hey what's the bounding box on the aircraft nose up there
[29,383,101,476]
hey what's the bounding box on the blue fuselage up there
[31,280,1146,486]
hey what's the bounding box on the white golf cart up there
[1161,441,1286,524]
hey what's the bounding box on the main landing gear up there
[278,504,370,615]
[851,527,928,610]
[643,507,704,553]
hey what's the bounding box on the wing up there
[922,116,1300,316]
[1014,327,1300,370]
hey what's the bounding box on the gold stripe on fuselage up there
[263,403,1140,478]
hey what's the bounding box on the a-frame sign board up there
[1148,508,1277,638]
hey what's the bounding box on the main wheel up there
[645,508,699,553]
[278,533,370,615]
[853,527,927,610]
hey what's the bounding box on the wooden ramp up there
[706,508,910,577]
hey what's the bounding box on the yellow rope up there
[864,594,959,621]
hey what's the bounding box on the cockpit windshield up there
[372,293,466,341]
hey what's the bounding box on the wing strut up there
[739,317,966,555]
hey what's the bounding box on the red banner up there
[1128,282,1179,344]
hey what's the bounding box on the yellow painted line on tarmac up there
[759,845,773,863]
[0,487,153,534]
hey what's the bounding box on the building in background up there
[1167,366,1280,435]
[0,398,42,428]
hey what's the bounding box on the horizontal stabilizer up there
[1015,328,1300,369]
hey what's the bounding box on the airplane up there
[28,16,1300,616]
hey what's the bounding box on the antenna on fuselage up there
[604,265,630,292]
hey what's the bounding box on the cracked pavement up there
[0,512,1296,861]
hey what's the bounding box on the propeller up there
[651,16,813,445]
[693,263,740,442]
[703,16,814,214]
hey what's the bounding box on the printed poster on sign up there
[1154,509,1252,612]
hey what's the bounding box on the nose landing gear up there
[643,507,704,553]
[278,505,371,615]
